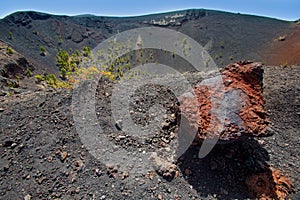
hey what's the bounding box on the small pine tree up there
[40,46,47,56]
[83,46,91,57]
[8,31,13,40]
[6,47,13,55]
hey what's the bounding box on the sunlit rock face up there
[180,61,269,143]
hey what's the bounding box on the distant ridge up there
[0,8,298,76]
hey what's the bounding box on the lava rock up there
[180,62,269,143]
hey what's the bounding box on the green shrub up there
[40,46,47,56]
[35,73,68,88]
[83,46,91,57]
[75,50,82,57]
[220,41,225,49]
[56,47,92,80]
[40,46,46,53]
[220,59,225,65]
[56,49,71,79]
[32,30,39,35]
[6,47,13,55]
[8,31,13,40]
[56,49,70,68]
[59,68,68,79]
[58,35,63,45]
[15,75,21,82]
[7,81,17,88]
[35,74,45,82]
[215,54,219,60]
[149,51,154,60]
[26,68,33,77]
[45,74,58,86]
[45,74,68,88]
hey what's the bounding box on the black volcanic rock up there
[0,9,293,75]
[4,11,52,26]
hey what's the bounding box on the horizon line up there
[0,8,298,21]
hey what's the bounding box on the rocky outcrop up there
[1,57,34,79]
[246,168,293,199]
[180,61,269,143]
[0,41,37,94]
[0,41,35,79]
[143,9,207,27]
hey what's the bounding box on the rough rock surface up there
[0,40,42,95]
[0,65,298,199]
[246,167,293,199]
[180,61,269,143]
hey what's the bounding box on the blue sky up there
[0,0,299,21]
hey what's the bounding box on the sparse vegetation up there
[6,46,14,55]
[95,40,134,80]
[52,41,159,88]
[220,59,225,65]
[34,74,45,82]
[56,49,74,79]
[54,46,97,87]
[180,37,192,56]
[8,31,13,40]
[32,30,39,35]
[15,75,21,82]
[229,55,234,61]
[149,50,154,60]
[58,35,63,45]
[26,68,33,77]
[7,81,18,88]
[35,73,68,88]
[45,74,68,88]
[205,57,211,67]
[40,46,46,53]
[76,66,105,80]
[83,46,91,57]
[220,41,225,49]
[182,37,187,45]
[40,46,47,56]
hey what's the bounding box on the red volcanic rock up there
[246,168,293,199]
[180,61,269,143]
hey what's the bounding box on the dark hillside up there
[0,9,294,74]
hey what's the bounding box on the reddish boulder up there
[180,61,269,143]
